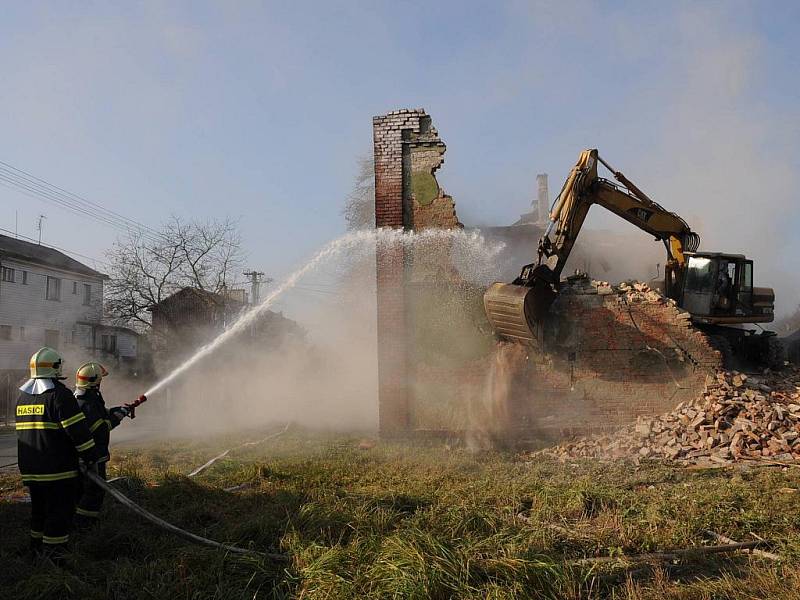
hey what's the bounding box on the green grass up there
[1,431,799,599]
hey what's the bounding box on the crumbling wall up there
[373,111,417,435]
[516,278,721,436]
[409,142,460,229]
[373,108,460,232]
[373,109,463,436]
[373,108,721,440]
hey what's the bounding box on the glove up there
[109,407,130,421]
[81,460,99,476]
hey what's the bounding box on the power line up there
[0,226,110,270]
[292,284,340,295]
[0,161,164,243]
[0,176,124,230]
[0,171,161,243]
[0,160,162,236]
[0,174,159,244]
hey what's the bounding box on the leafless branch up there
[104,217,244,331]
[343,155,375,230]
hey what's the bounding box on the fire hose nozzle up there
[124,394,148,419]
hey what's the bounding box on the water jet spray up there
[139,228,503,401]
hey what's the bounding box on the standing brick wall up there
[374,110,425,435]
[373,109,462,436]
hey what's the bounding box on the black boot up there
[40,543,68,567]
[74,514,99,530]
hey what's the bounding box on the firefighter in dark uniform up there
[73,362,130,523]
[16,347,98,558]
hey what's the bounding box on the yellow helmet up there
[76,362,109,389]
[29,347,65,379]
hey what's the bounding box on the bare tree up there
[342,156,375,230]
[105,216,244,330]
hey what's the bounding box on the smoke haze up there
[493,2,800,315]
[111,230,505,441]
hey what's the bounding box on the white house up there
[0,233,107,365]
[4,233,139,355]
[0,234,146,423]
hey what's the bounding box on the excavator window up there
[683,256,716,315]
[736,261,754,315]
[740,262,753,290]
[714,261,734,313]
[685,257,715,290]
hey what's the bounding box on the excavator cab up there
[680,253,774,325]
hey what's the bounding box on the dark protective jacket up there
[75,388,124,462]
[16,380,98,484]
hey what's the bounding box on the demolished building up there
[373,108,722,441]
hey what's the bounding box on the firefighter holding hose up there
[16,348,98,560]
[73,361,135,525]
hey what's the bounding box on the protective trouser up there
[76,462,107,520]
[28,478,79,554]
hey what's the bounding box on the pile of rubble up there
[545,366,800,465]
[578,278,669,304]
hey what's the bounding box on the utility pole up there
[243,270,272,305]
[36,214,46,244]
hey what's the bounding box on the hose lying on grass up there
[705,530,782,561]
[84,468,286,561]
[188,423,290,477]
[567,539,778,566]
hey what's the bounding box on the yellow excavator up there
[483,149,783,367]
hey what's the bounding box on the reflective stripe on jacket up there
[16,380,98,483]
[75,388,122,462]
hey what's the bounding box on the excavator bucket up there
[483,282,556,347]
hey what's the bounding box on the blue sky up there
[1,1,798,312]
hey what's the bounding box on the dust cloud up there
[113,229,505,441]
[465,341,529,451]
[595,4,799,316]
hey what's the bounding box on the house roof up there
[0,233,107,279]
[147,287,246,312]
[76,321,140,337]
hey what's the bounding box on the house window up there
[71,330,77,345]
[20,326,25,341]
[83,284,91,306]
[73,281,78,294]
[1,267,15,282]
[0,325,11,340]
[46,276,61,301]
[45,329,59,349]
[101,334,117,354]
[22,271,28,284]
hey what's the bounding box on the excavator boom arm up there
[541,149,699,282]
[484,149,699,347]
